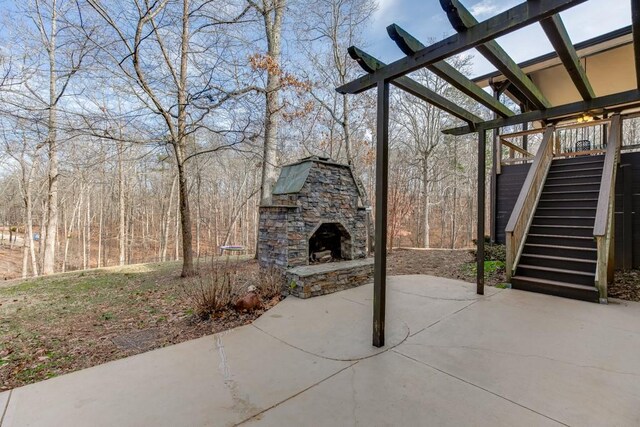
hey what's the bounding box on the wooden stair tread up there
[517,264,595,277]
[544,182,601,187]
[536,206,596,210]
[533,215,595,219]
[520,253,596,264]
[548,167,603,173]
[542,190,600,194]
[537,198,598,202]
[530,224,593,229]
[551,158,604,165]
[546,174,602,180]
[511,276,598,291]
[527,233,593,240]
[524,243,596,252]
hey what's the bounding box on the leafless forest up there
[0,0,490,280]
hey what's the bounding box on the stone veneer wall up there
[257,206,293,269]
[285,258,374,299]
[258,160,368,270]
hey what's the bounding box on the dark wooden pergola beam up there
[632,0,640,89]
[348,47,482,124]
[539,14,595,100]
[443,89,640,135]
[387,24,514,118]
[337,0,586,95]
[441,0,551,110]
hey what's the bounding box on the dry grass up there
[0,257,281,391]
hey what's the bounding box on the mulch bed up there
[387,248,507,287]
[610,270,640,302]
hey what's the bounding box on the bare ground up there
[610,270,640,301]
[388,248,507,287]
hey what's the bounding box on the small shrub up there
[471,237,506,262]
[187,256,242,320]
[256,267,283,299]
[463,260,506,278]
[101,312,114,321]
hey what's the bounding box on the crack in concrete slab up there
[0,390,12,427]
[391,287,502,302]
[251,322,410,362]
[340,296,368,306]
[392,351,569,427]
[349,364,358,427]
[400,343,640,377]
[234,362,359,426]
[214,333,261,417]
[408,298,481,337]
[215,333,231,380]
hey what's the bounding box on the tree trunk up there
[258,0,285,205]
[422,162,430,248]
[21,228,28,278]
[175,0,195,277]
[42,2,59,275]
[97,193,103,268]
[175,146,193,275]
[118,141,126,266]
[196,171,201,259]
[63,192,81,272]
[82,193,89,270]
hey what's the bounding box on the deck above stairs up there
[511,155,604,302]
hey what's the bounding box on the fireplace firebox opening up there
[308,222,352,263]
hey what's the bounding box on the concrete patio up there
[1,275,639,426]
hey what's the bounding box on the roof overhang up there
[473,26,636,108]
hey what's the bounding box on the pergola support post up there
[373,80,389,348]
[477,130,486,295]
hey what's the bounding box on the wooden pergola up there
[336,0,640,347]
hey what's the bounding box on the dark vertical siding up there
[496,152,640,268]
[495,163,531,244]
[615,152,640,269]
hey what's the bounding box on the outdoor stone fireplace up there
[258,156,373,298]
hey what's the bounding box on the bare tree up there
[85,0,257,276]
[249,0,286,205]
[10,0,93,274]
[1,127,42,277]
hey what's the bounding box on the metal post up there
[373,80,389,348]
[477,130,486,295]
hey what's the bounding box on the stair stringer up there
[505,126,556,281]
[510,160,553,278]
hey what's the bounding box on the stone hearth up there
[258,156,373,297]
[285,258,374,298]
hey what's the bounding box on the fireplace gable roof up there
[272,156,355,196]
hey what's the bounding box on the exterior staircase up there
[511,155,604,302]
